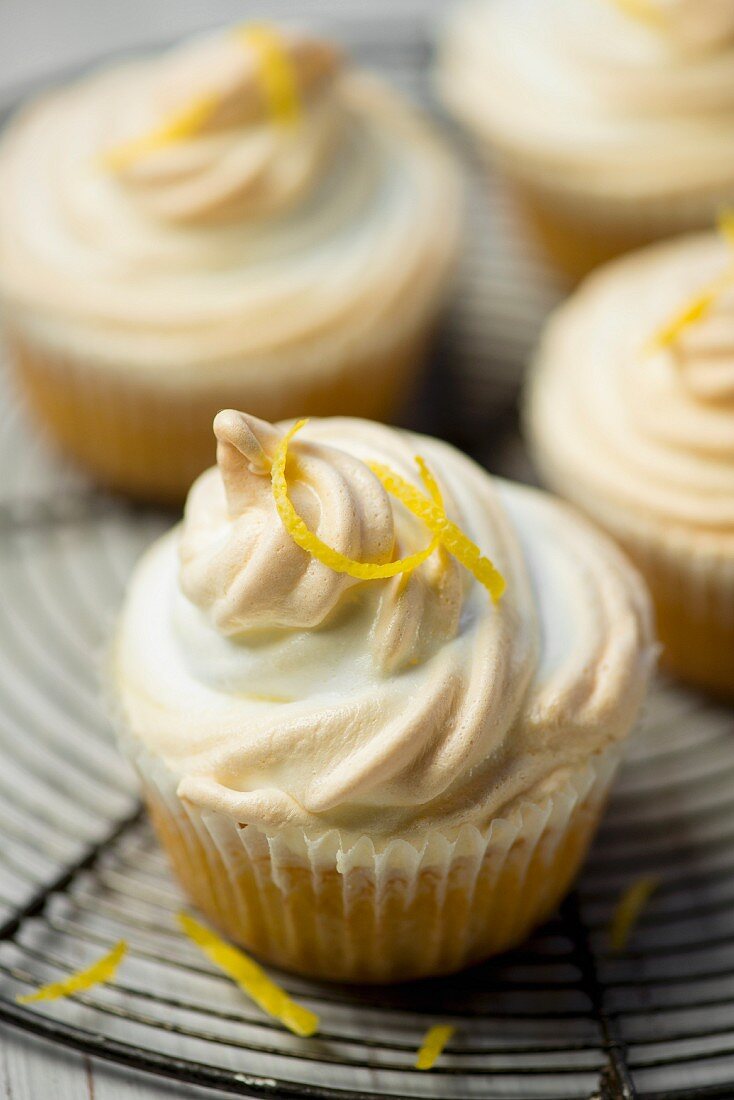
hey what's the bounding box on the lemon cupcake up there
[0,25,461,503]
[437,0,734,279]
[111,410,654,982]
[527,227,734,697]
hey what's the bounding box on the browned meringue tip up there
[213,410,278,511]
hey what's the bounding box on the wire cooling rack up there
[0,8,733,1099]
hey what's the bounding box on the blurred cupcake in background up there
[111,409,654,982]
[437,0,734,279]
[527,222,734,697]
[0,24,461,503]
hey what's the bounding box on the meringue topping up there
[440,0,734,206]
[648,211,734,350]
[102,26,342,224]
[530,232,734,536]
[179,413,464,673]
[155,25,339,131]
[114,415,654,838]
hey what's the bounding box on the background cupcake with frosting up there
[0,23,461,503]
[527,220,734,697]
[437,0,734,279]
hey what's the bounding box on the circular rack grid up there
[0,7,733,1099]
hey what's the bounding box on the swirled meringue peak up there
[114,414,654,839]
[439,0,734,204]
[530,231,734,539]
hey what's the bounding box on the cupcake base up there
[611,527,734,701]
[527,422,733,699]
[656,588,734,699]
[510,184,660,283]
[492,166,724,282]
[133,741,619,984]
[7,324,431,506]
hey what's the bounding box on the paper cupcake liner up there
[465,132,729,279]
[591,510,734,700]
[122,732,621,983]
[510,177,728,281]
[4,319,432,505]
[502,157,729,240]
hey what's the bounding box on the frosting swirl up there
[105,29,343,225]
[529,232,734,539]
[179,411,464,670]
[114,415,654,839]
[0,26,459,374]
[439,0,734,204]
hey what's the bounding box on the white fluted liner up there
[120,730,621,983]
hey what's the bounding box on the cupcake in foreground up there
[527,226,734,697]
[111,410,654,982]
[0,24,460,503]
[437,0,734,279]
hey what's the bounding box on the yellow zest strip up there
[648,209,734,352]
[272,420,505,599]
[609,876,660,954]
[178,913,318,1037]
[102,94,219,172]
[103,22,299,171]
[17,941,127,1004]
[415,454,443,507]
[608,0,666,29]
[414,452,451,576]
[718,206,734,248]
[236,24,301,126]
[415,1024,456,1071]
[646,271,733,353]
[368,461,506,602]
[272,421,441,581]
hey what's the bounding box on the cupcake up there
[437,0,734,279]
[111,409,654,982]
[527,228,734,698]
[0,25,460,503]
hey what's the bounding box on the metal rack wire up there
[0,7,733,1098]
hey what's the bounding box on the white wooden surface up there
[0,3,452,1097]
[1,1028,225,1100]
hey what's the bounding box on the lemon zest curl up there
[178,913,318,1036]
[102,95,218,172]
[17,941,127,1004]
[234,24,301,126]
[103,22,299,172]
[415,1024,455,1070]
[609,876,660,954]
[608,0,666,30]
[271,420,505,602]
[368,460,506,602]
[648,209,734,352]
[271,421,440,580]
